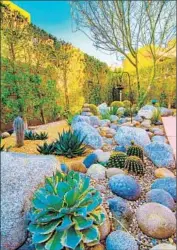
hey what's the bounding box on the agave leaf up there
[82,226,100,244]
[28,220,60,235]
[61,226,82,249]
[45,231,64,250]
[32,232,52,244]
[47,195,63,210]
[57,182,71,197]
[73,216,93,230]
[56,215,73,232]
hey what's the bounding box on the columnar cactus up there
[127,141,144,161]
[13,116,24,147]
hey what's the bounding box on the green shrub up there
[123,100,131,108]
[88,104,99,116]
[110,101,124,108]
[55,129,87,158]
[28,170,105,250]
[124,156,145,175]
[151,108,161,124]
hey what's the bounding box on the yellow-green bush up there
[123,100,131,108]
[88,104,99,115]
[111,101,124,108]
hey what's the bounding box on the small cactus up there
[124,156,145,175]
[13,116,24,147]
[127,141,144,161]
[106,152,127,169]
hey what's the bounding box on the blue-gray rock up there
[103,137,113,145]
[61,163,69,173]
[153,128,164,136]
[114,145,127,153]
[83,153,98,168]
[72,122,103,149]
[152,136,166,143]
[109,174,141,200]
[100,119,111,127]
[106,230,138,250]
[98,102,109,115]
[18,244,35,250]
[144,142,175,167]
[110,115,119,122]
[108,197,133,230]
[81,111,92,116]
[151,177,176,201]
[1,152,61,250]
[141,119,151,128]
[89,116,101,127]
[160,107,173,117]
[114,126,150,148]
[118,107,126,114]
[138,105,156,119]
[110,123,119,131]
[71,115,90,126]
[134,115,143,122]
[146,189,175,210]
[118,117,127,124]
[87,164,106,180]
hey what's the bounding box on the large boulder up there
[72,122,103,149]
[1,132,10,139]
[144,142,175,168]
[114,126,150,148]
[136,203,176,239]
[98,103,109,115]
[71,115,90,126]
[100,119,111,127]
[160,107,173,117]
[89,116,101,127]
[110,115,119,122]
[146,189,175,210]
[151,177,176,201]
[1,152,61,250]
[106,230,138,250]
[109,174,141,201]
[152,136,167,143]
[138,105,156,119]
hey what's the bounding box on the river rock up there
[71,115,90,126]
[145,142,175,168]
[83,153,98,168]
[96,151,111,163]
[151,243,176,250]
[100,119,111,127]
[1,132,10,139]
[114,126,150,148]
[141,119,152,128]
[72,121,103,149]
[153,128,164,136]
[98,207,110,240]
[155,168,175,178]
[138,105,156,119]
[69,161,87,173]
[87,164,106,180]
[106,230,138,250]
[114,145,127,153]
[110,115,119,122]
[134,115,143,122]
[151,177,176,201]
[146,189,175,210]
[98,103,109,115]
[89,116,101,127]
[1,152,61,250]
[106,168,125,178]
[160,107,173,117]
[152,135,167,143]
[136,203,176,239]
[109,174,141,200]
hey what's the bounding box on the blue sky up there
[13,1,120,67]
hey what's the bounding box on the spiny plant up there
[28,170,105,250]
[123,100,131,109]
[124,156,145,175]
[127,141,144,161]
[25,131,48,140]
[110,101,124,108]
[100,111,111,120]
[88,104,99,116]
[106,152,127,169]
[55,129,87,158]
[151,108,161,124]
[37,142,56,155]
[109,106,119,115]
[13,116,24,147]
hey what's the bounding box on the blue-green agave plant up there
[28,171,105,250]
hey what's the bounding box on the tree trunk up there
[135,56,141,102]
[63,68,70,111]
[40,109,46,124]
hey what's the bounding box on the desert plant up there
[25,130,38,140]
[151,108,161,124]
[100,111,111,120]
[55,129,87,158]
[106,152,127,169]
[123,100,131,108]
[127,141,144,161]
[109,106,119,115]
[88,104,99,116]
[36,132,48,140]
[37,142,56,155]
[67,113,75,126]
[13,116,24,147]
[28,170,105,250]
[124,156,145,175]
[0,137,5,151]
[110,101,124,108]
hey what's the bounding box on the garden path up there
[162,116,176,159]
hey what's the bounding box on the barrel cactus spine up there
[124,156,145,175]
[106,152,127,169]
[127,141,144,161]
[13,116,25,147]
